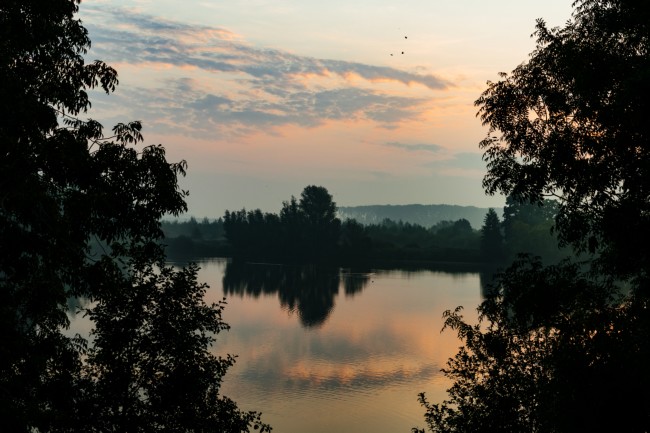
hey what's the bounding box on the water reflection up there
[63,258,486,433]
[223,262,372,327]
[210,259,485,433]
[340,268,373,297]
[479,264,503,298]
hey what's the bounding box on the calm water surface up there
[194,258,486,433]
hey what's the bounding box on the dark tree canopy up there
[223,185,341,261]
[298,185,341,258]
[476,0,650,281]
[298,185,338,226]
[417,1,650,432]
[1,1,269,431]
[500,197,568,262]
[415,256,650,433]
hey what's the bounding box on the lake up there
[193,258,488,433]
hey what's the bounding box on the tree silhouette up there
[417,1,650,432]
[415,256,650,433]
[499,197,567,262]
[223,186,341,262]
[298,185,341,259]
[0,1,268,431]
[479,208,504,262]
[280,195,306,257]
[299,185,338,226]
[476,0,650,281]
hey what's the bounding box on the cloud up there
[80,5,451,138]
[85,8,449,90]
[383,142,444,153]
[89,75,431,139]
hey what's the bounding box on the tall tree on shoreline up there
[479,208,504,262]
[298,185,341,259]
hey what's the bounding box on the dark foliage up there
[222,189,486,264]
[499,197,571,263]
[0,1,269,431]
[477,0,650,282]
[364,218,481,263]
[417,1,650,432]
[223,186,341,262]
[415,257,650,433]
[338,204,490,229]
[479,208,504,262]
[162,217,226,241]
[169,203,568,265]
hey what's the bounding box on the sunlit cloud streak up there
[85,7,449,89]
[81,5,451,138]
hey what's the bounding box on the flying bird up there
[389,34,407,56]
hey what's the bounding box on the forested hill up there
[338,204,491,229]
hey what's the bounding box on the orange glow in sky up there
[80,0,574,218]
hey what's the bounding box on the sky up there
[78,0,574,218]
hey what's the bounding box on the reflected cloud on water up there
[242,359,440,391]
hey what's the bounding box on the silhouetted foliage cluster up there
[417,1,650,432]
[478,0,650,282]
[162,217,225,240]
[171,197,570,266]
[223,190,484,264]
[223,185,342,262]
[479,209,504,262]
[363,218,481,263]
[161,217,228,259]
[416,257,650,433]
[0,1,268,431]
[338,204,489,229]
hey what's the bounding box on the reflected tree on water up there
[223,263,371,327]
[341,270,372,297]
[278,265,339,327]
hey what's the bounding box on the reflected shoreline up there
[169,255,498,273]
[203,258,485,433]
[168,257,500,328]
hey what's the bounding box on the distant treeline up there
[338,204,490,231]
[162,186,572,265]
